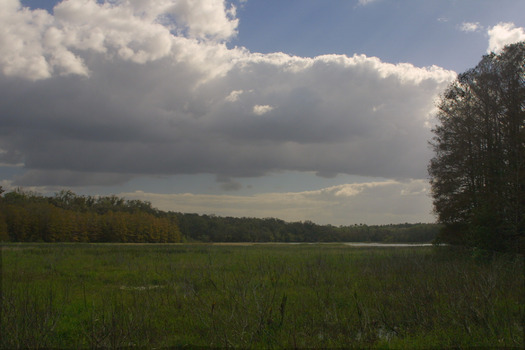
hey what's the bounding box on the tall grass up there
[1,243,523,348]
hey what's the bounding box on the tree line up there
[429,42,524,253]
[0,187,438,243]
[0,188,182,243]
[175,213,439,243]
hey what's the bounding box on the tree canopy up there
[429,42,525,253]
[175,213,438,243]
[0,189,182,243]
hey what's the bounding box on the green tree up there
[428,42,525,252]
[0,204,8,241]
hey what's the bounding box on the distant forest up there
[0,188,439,243]
[176,213,439,243]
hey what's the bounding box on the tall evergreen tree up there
[429,42,525,252]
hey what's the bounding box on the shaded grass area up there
[1,243,523,348]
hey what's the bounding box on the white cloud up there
[252,104,274,115]
[460,22,481,33]
[487,22,525,53]
[0,1,54,80]
[169,0,239,41]
[122,179,434,225]
[53,0,174,63]
[358,0,380,6]
[225,89,244,102]
[0,0,239,80]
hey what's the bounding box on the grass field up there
[1,243,523,348]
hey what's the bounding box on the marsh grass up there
[1,243,523,348]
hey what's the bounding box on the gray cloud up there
[13,169,132,187]
[0,1,456,187]
[216,175,243,191]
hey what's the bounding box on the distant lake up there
[210,242,435,247]
[343,243,434,247]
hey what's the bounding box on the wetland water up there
[210,242,435,247]
[343,242,434,247]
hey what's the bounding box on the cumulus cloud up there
[0,0,456,188]
[0,0,238,80]
[0,1,55,80]
[487,22,525,53]
[169,0,239,40]
[460,22,481,33]
[122,179,433,225]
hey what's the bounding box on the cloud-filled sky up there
[1,0,524,225]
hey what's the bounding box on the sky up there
[1,0,524,226]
